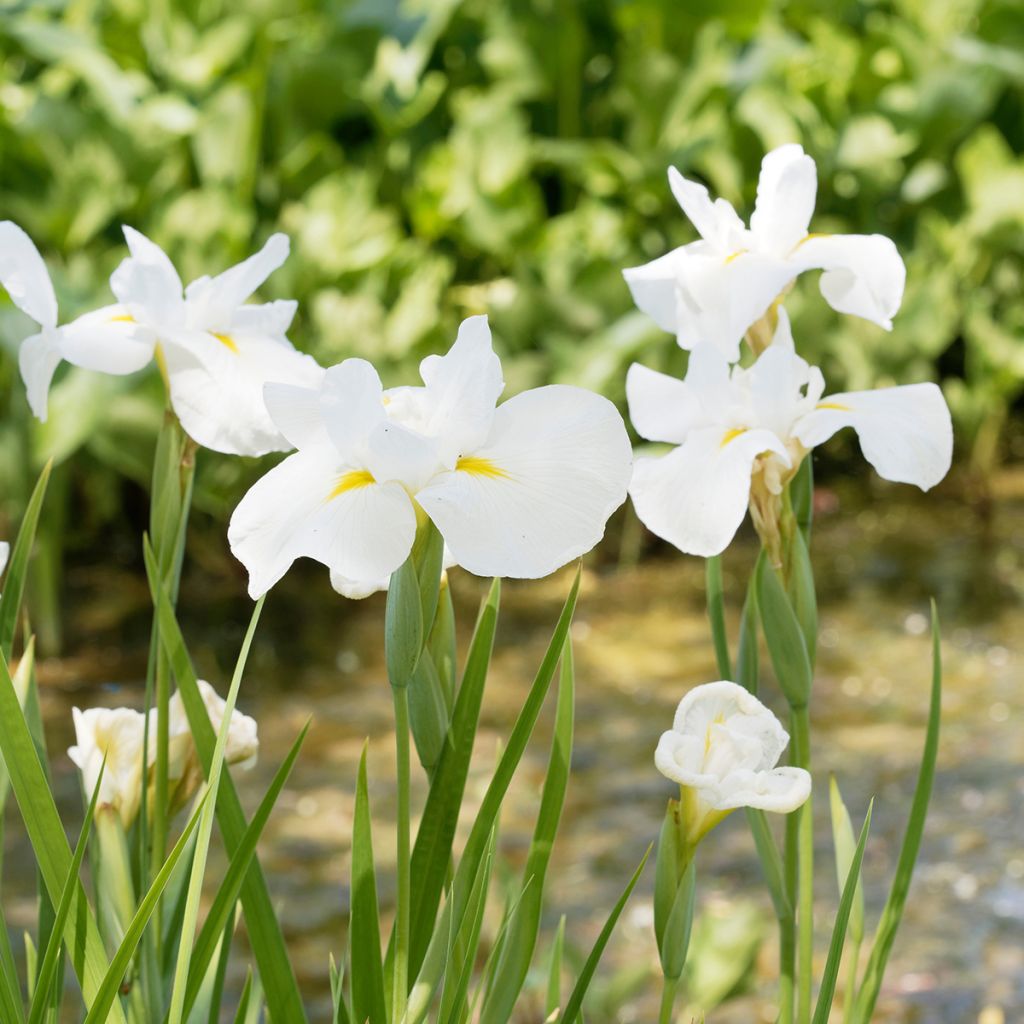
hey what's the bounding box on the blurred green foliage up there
[2,0,1023,541]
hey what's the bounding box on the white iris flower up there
[655,681,811,841]
[627,311,952,558]
[229,315,633,598]
[623,144,906,360]
[108,227,323,455]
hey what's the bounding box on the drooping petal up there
[629,425,789,557]
[184,233,290,331]
[790,233,905,329]
[625,362,698,444]
[712,766,811,813]
[667,167,747,251]
[622,248,686,334]
[674,249,798,360]
[329,547,457,600]
[263,381,329,450]
[228,446,418,598]
[0,221,57,329]
[750,144,818,255]
[415,314,504,461]
[18,330,63,421]
[793,382,953,490]
[56,305,156,375]
[162,330,324,456]
[110,227,185,325]
[416,385,632,579]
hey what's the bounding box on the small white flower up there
[68,707,147,827]
[623,144,906,360]
[0,221,155,421]
[168,679,259,770]
[229,315,633,598]
[0,541,8,579]
[627,311,952,557]
[655,681,811,840]
[108,227,323,455]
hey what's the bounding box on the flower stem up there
[658,974,680,1024]
[792,704,813,1024]
[392,683,412,1023]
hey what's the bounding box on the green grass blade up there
[83,793,209,1024]
[705,555,732,679]
[232,970,253,1024]
[829,777,864,945]
[166,595,266,1024]
[143,541,308,1024]
[851,604,943,1024]
[406,578,501,977]
[26,762,106,1024]
[179,721,310,1021]
[0,649,125,1023]
[350,743,388,1024]
[747,808,791,922]
[480,637,575,1023]
[812,802,873,1024]
[560,843,652,1024]
[546,916,566,1019]
[0,460,52,661]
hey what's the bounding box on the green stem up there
[792,705,813,1024]
[392,684,412,1023]
[658,974,680,1024]
[781,804,798,1024]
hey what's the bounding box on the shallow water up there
[3,472,1022,1023]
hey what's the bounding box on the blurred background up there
[1,0,1022,1021]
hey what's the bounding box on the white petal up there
[0,221,57,328]
[622,248,686,334]
[791,234,905,329]
[163,330,324,456]
[629,425,789,557]
[416,385,632,579]
[111,227,185,324]
[712,766,811,813]
[747,343,816,437]
[750,144,818,255]
[625,362,698,444]
[57,305,156,374]
[263,381,330,450]
[230,299,298,337]
[667,167,746,250]
[674,249,798,360]
[329,546,457,600]
[0,541,9,578]
[416,314,504,460]
[184,233,290,330]
[794,382,952,490]
[18,330,63,421]
[228,446,417,598]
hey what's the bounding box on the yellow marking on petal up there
[456,456,511,480]
[793,231,829,251]
[328,470,375,500]
[724,249,748,265]
[109,313,135,323]
[815,401,851,411]
[212,332,240,354]
[720,427,747,448]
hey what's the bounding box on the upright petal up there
[629,425,789,557]
[791,234,905,329]
[320,359,388,456]
[750,144,818,255]
[57,305,156,375]
[184,233,290,330]
[793,382,952,490]
[626,363,698,444]
[230,299,298,338]
[416,315,504,460]
[416,385,631,579]
[622,248,686,335]
[228,446,417,598]
[0,222,58,329]
[668,167,746,251]
[163,331,324,456]
[263,381,330,450]
[18,330,63,421]
[110,227,185,325]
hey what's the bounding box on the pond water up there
[3,472,1022,1023]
